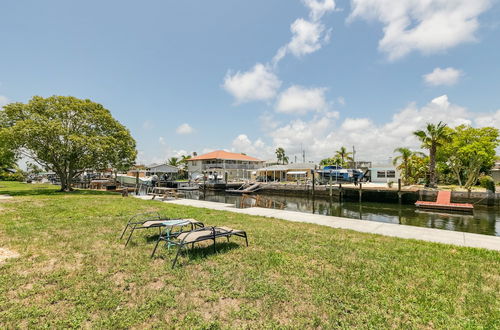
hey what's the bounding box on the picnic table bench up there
[148,187,181,200]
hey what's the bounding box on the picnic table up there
[148,187,181,200]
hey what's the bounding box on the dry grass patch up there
[0,247,19,264]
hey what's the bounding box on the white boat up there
[116,174,152,186]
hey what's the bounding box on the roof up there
[145,163,179,173]
[287,171,307,175]
[187,150,262,162]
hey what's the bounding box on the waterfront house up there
[369,163,401,183]
[491,161,500,183]
[256,163,317,182]
[126,163,178,179]
[186,150,264,181]
[144,163,179,177]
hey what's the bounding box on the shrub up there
[479,175,495,193]
[0,171,25,182]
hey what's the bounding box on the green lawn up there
[0,182,499,328]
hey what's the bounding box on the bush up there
[479,175,495,193]
[0,171,25,182]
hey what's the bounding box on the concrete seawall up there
[255,184,499,207]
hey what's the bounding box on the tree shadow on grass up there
[153,241,242,266]
[0,186,121,197]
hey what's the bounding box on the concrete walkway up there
[134,196,500,252]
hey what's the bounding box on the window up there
[377,171,386,178]
[386,170,396,178]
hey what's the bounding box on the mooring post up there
[311,168,315,198]
[329,174,332,197]
[398,178,402,204]
[359,182,362,203]
[135,171,139,195]
[339,183,343,203]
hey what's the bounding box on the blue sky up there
[1,0,499,164]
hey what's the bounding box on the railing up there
[202,163,261,170]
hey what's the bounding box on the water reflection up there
[181,191,499,237]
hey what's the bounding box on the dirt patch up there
[0,248,20,264]
[0,195,13,200]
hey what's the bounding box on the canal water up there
[180,190,500,237]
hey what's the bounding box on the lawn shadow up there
[0,186,120,197]
[153,241,241,266]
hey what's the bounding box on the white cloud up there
[272,0,335,64]
[229,96,500,164]
[349,0,492,60]
[176,123,194,135]
[231,134,273,158]
[287,19,328,57]
[423,67,463,86]
[158,136,166,145]
[303,0,336,21]
[341,118,373,131]
[0,95,9,108]
[475,109,500,128]
[222,63,282,103]
[337,96,346,106]
[276,85,328,115]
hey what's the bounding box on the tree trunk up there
[58,171,68,191]
[57,170,73,192]
[404,160,409,186]
[429,145,437,188]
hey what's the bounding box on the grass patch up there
[0,181,499,328]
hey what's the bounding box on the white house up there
[369,163,401,183]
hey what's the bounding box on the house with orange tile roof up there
[186,150,264,181]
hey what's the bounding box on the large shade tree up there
[413,122,452,188]
[438,125,499,189]
[1,96,137,191]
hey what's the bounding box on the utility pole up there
[352,145,356,169]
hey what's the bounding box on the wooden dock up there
[415,191,473,212]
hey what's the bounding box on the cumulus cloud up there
[475,109,500,128]
[340,118,373,131]
[348,0,493,60]
[243,95,497,163]
[275,85,328,115]
[423,67,463,86]
[176,123,194,135]
[273,1,335,64]
[231,134,273,159]
[158,136,166,145]
[303,0,336,21]
[222,63,282,103]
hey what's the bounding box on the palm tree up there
[413,122,452,188]
[167,157,180,167]
[275,147,289,165]
[393,148,425,185]
[178,155,192,179]
[179,155,191,169]
[335,146,353,167]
